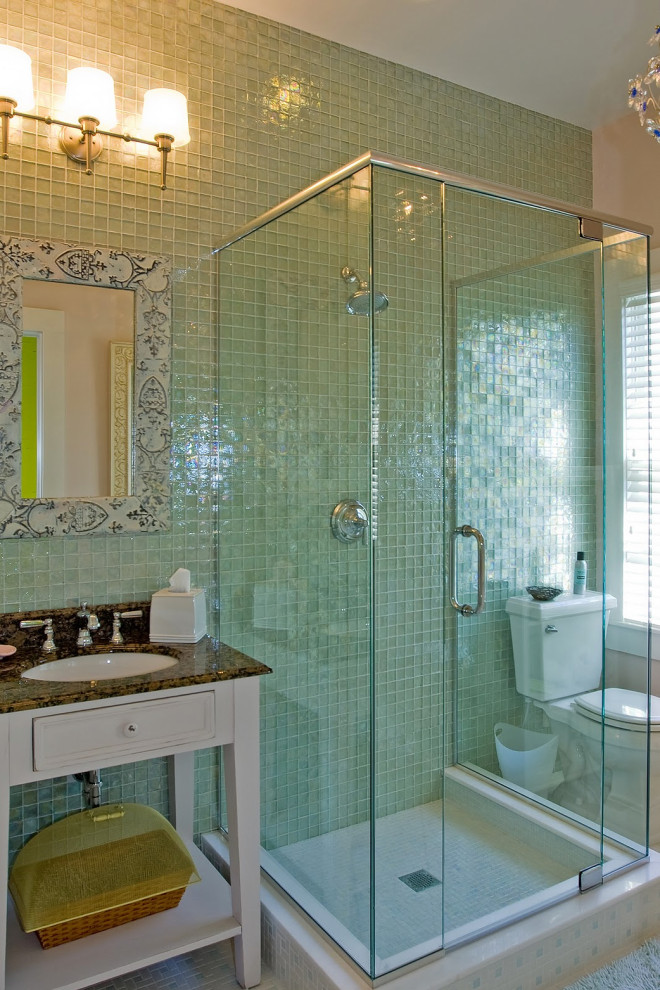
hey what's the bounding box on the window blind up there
[622,290,657,625]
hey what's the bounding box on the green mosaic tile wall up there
[0,0,592,851]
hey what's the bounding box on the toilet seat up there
[573,688,660,732]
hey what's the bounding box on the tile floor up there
[92,940,288,990]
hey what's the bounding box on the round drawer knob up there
[124,722,139,736]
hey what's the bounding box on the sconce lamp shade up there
[0,45,35,111]
[141,89,190,147]
[61,67,117,128]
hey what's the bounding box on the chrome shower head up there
[341,265,389,315]
[346,288,389,315]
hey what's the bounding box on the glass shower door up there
[370,165,446,974]
[444,186,607,938]
[217,168,376,971]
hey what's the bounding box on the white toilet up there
[506,590,660,846]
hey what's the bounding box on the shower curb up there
[201,831,660,990]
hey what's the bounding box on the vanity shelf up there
[6,842,239,990]
[0,653,269,990]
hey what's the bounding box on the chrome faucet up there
[76,602,100,647]
[20,617,56,653]
[110,609,143,645]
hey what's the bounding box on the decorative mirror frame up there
[0,237,171,537]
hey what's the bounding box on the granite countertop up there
[0,601,271,714]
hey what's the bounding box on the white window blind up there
[622,289,658,625]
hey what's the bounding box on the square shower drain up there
[399,869,441,892]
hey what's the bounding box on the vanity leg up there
[0,718,9,990]
[223,677,261,989]
[168,751,195,842]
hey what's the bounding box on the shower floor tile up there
[268,795,589,962]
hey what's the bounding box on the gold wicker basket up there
[35,887,185,949]
[9,804,200,949]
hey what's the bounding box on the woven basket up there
[9,804,199,950]
[35,887,185,948]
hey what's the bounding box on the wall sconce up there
[0,45,190,189]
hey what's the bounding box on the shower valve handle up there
[331,499,369,543]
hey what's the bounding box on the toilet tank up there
[505,592,616,702]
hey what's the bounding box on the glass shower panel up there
[602,224,650,864]
[217,169,375,968]
[216,155,652,981]
[444,187,606,935]
[370,166,445,973]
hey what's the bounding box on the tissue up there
[168,568,191,593]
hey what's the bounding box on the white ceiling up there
[219,0,660,130]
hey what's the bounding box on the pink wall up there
[593,110,660,247]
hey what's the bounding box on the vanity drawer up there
[32,691,217,772]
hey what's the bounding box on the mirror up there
[22,281,135,499]
[0,237,171,536]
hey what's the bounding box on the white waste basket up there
[494,722,558,794]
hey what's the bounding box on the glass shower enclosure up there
[216,153,651,980]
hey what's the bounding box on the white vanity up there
[0,638,269,990]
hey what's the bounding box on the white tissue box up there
[149,588,207,643]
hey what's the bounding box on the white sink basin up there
[21,652,178,682]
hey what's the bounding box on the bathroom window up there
[622,287,658,627]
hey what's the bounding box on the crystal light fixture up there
[0,45,190,189]
[628,25,660,142]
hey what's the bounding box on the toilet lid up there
[574,688,660,730]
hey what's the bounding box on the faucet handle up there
[43,618,56,652]
[110,609,143,645]
[20,617,57,653]
[111,611,122,645]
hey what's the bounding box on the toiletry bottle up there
[573,551,587,595]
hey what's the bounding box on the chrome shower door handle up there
[450,525,486,616]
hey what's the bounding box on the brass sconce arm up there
[59,115,102,174]
[2,107,176,187]
[155,133,174,191]
[0,98,17,159]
